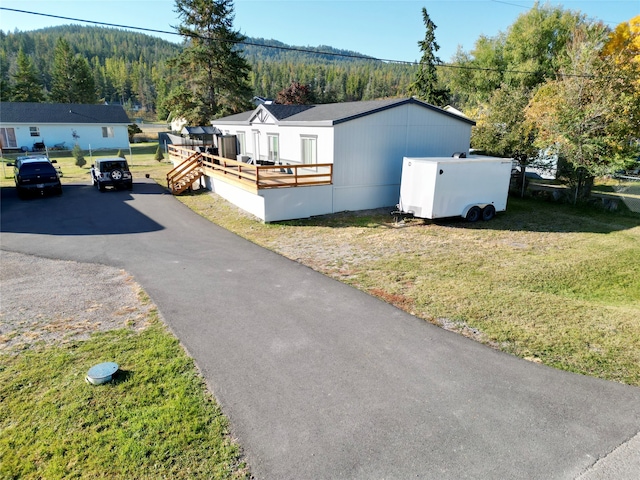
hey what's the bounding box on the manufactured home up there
[168,97,476,222]
[0,102,131,152]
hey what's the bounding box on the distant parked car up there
[91,157,133,192]
[8,156,62,199]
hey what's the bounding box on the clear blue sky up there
[0,1,638,63]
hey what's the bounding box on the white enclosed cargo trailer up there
[396,156,512,221]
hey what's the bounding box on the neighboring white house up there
[0,102,131,152]
[170,116,188,133]
[206,97,475,220]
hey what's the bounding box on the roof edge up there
[331,97,476,126]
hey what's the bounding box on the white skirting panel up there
[204,176,334,222]
[332,184,400,213]
[261,185,334,222]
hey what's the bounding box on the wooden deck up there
[168,145,332,193]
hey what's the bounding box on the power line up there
[0,7,400,64]
[0,6,608,80]
[490,0,627,26]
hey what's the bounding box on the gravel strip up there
[0,250,153,352]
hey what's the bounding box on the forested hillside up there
[0,25,416,119]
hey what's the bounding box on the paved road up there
[2,180,639,479]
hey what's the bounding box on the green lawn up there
[0,315,248,479]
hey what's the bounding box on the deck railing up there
[168,145,332,192]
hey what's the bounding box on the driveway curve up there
[2,180,639,479]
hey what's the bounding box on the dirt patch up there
[367,288,415,310]
[0,251,153,352]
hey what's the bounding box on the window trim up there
[0,127,17,148]
[252,130,260,160]
[267,133,279,162]
[300,135,318,164]
[102,126,114,138]
[236,131,246,155]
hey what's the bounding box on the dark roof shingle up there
[214,98,475,126]
[0,102,131,124]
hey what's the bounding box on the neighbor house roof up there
[0,102,131,124]
[213,97,476,127]
[181,126,222,136]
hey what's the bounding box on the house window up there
[301,136,317,165]
[29,127,40,137]
[0,128,17,148]
[268,134,279,162]
[102,127,114,138]
[236,131,246,155]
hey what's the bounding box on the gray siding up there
[332,103,471,211]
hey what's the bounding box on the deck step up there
[167,153,205,194]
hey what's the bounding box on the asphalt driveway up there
[2,179,639,479]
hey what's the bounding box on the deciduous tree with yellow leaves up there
[526,19,640,202]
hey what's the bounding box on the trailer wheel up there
[482,205,496,221]
[466,206,481,222]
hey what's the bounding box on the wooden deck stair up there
[167,152,204,195]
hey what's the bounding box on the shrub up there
[155,145,165,162]
[72,144,86,167]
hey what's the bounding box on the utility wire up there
[490,0,627,26]
[0,7,396,63]
[0,6,611,79]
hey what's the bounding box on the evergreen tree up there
[50,38,76,102]
[410,7,448,106]
[11,49,45,102]
[155,145,165,161]
[50,38,97,103]
[167,0,253,124]
[71,56,98,103]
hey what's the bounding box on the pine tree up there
[50,38,76,103]
[11,49,45,102]
[166,0,253,124]
[411,7,449,106]
[50,38,97,103]
[71,56,98,103]
[155,145,165,161]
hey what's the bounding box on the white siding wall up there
[224,124,334,166]
[9,124,129,151]
[278,125,334,166]
[332,103,471,211]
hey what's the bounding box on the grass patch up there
[0,143,173,188]
[177,190,640,387]
[0,317,248,479]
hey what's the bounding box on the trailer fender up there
[462,203,491,218]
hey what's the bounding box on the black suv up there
[91,157,133,191]
[10,156,62,199]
